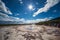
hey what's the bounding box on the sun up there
[28,5,33,10]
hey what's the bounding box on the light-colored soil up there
[0,25,60,40]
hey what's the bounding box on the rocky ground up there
[0,25,60,40]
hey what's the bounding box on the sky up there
[0,0,60,24]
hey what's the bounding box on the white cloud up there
[0,0,12,14]
[0,13,22,21]
[20,1,23,4]
[0,0,22,22]
[33,0,60,17]
[0,0,14,21]
[0,12,52,24]
[0,13,9,17]
[0,12,24,23]
[18,17,51,24]
[19,0,23,4]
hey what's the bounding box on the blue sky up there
[0,0,60,24]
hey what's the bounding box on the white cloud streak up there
[33,0,60,17]
[0,0,12,14]
[23,17,51,24]
[0,13,24,21]
[0,12,52,24]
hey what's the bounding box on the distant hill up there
[36,17,60,27]
[0,17,60,26]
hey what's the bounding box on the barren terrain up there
[0,25,60,40]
